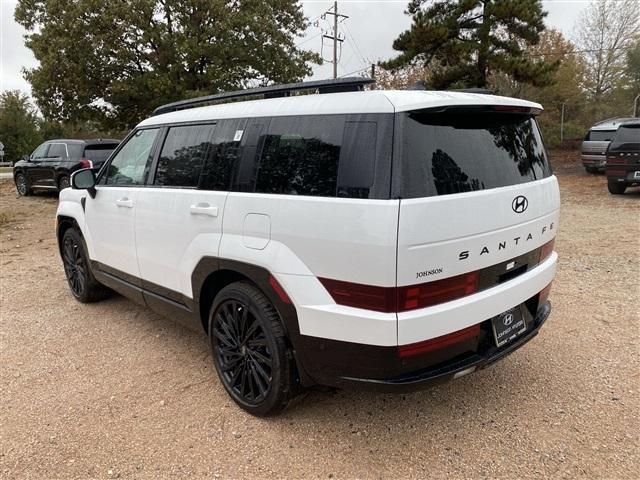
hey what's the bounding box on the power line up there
[322,1,348,79]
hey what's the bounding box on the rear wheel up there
[208,282,299,416]
[607,180,626,195]
[15,173,31,196]
[57,175,70,191]
[61,228,111,302]
[585,166,599,174]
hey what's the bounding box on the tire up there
[585,166,598,174]
[15,173,32,196]
[57,174,70,191]
[208,281,299,416]
[607,180,626,195]
[61,228,111,303]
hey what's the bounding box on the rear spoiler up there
[409,104,543,116]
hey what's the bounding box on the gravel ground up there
[1,151,638,479]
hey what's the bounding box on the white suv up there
[56,78,559,415]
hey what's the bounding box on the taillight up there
[318,278,396,312]
[319,271,479,313]
[607,157,628,165]
[396,271,479,312]
[398,324,481,358]
[539,282,552,305]
[79,158,93,169]
[539,239,555,263]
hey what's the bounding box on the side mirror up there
[71,168,97,198]
[22,155,30,162]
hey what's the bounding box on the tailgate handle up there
[115,197,134,208]
[190,203,218,217]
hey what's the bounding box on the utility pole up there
[323,1,347,79]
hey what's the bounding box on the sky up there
[1,0,592,96]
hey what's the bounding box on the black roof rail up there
[152,77,375,116]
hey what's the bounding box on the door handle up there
[190,203,218,217]
[115,197,134,208]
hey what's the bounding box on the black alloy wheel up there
[60,228,110,303]
[213,299,273,404]
[209,282,298,415]
[62,231,87,298]
[15,173,30,196]
[58,175,70,191]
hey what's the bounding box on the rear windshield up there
[586,130,616,142]
[394,111,551,198]
[611,125,640,144]
[84,144,117,163]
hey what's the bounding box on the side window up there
[337,122,377,198]
[154,124,215,188]
[104,129,158,186]
[199,119,246,191]
[31,143,49,159]
[255,115,345,197]
[47,143,67,158]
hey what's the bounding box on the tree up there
[380,0,558,89]
[0,91,42,163]
[15,0,321,131]
[575,0,640,101]
[489,29,589,145]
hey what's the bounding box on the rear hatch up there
[582,129,615,156]
[84,143,118,168]
[393,106,559,314]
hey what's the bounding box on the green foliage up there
[381,0,558,89]
[0,91,41,162]
[15,0,321,131]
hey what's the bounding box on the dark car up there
[13,139,119,196]
[605,121,640,195]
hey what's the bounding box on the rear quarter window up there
[393,110,552,198]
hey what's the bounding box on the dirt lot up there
[1,151,638,479]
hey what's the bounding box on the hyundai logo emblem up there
[512,195,528,213]
[503,313,514,326]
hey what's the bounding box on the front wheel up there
[208,282,299,416]
[61,228,111,303]
[15,173,31,196]
[607,180,626,195]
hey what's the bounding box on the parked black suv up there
[13,139,119,195]
[605,121,640,195]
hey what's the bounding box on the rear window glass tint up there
[396,111,551,198]
[255,115,344,197]
[337,121,376,198]
[199,119,245,191]
[587,130,616,142]
[612,125,640,144]
[84,144,117,163]
[155,124,214,187]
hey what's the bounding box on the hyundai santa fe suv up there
[56,78,559,415]
[13,139,119,195]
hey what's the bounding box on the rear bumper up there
[581,154,606,168]
[295,298,551,392]
[341,301,551,392]
[606,164,640,185]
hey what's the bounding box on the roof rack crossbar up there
[152,77,375,116]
